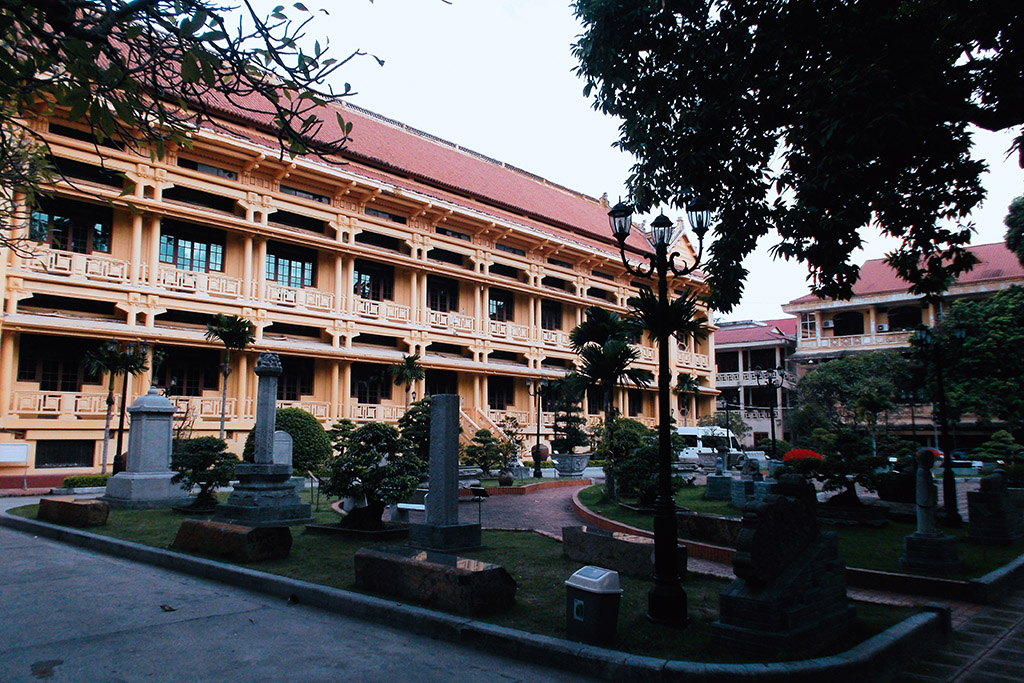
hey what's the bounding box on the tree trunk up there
[604,390,616,499]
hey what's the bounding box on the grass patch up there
[5,491,916,662]
[577,485,1024,580]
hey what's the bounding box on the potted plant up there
[548,375,591,478]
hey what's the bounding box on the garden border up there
[570,487,1024,604]
[1,508,947,682]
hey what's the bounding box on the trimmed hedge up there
[242,407,332,474]
[61,474,111,488]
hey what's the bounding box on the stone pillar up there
[253,353,280,465]
[408,394,481,551]
[102,388,187,509]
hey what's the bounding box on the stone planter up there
[552,453,590,479]
[497,469,514,486]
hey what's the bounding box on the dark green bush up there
[171,437,237,508]
[61,474,111,488]
[243,407,332,475]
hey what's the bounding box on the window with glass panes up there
[278,356,314,400]
[29,197,111,254]
[800,313,817,339]
[489,289,514,321]
[159,220,224,273]
[266,244,315,288]
[488,376,515,410]
[541,300,562,330]
[427,276,459,312]
[351,363,391,404]
[153,347,220,396]
[17,334,100,392]
[353,259,394,301]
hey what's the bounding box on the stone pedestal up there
[705,473,732,501]
[900,532,964,573]
[102,388,188,509]
[753,480,778,502]
[730,478,754,508]
[214,463,313,527]
[213,353,311,527]
[968,471,1024,545]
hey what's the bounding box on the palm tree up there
[390,352,425,411]
[84,340,150,474]
[204,314,256,440]
[674,372,700,425]
[571,307,653,498]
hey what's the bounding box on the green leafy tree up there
[322,422,424,530]
[572,1,1021,311]
[170,437,237,510]
[464,429,505,477]
[328,418,358,454]
[802,428,880,506]
[941,286,1024,439]
[204,314,255,440]
[1005,197,1024,267]
[243,407,332,475]
[597,416,684,505]
[389,353,425,411]
[1,0,366,242]
[397,397,432,463]
[697,412,751,441]
[973,430,1023,464]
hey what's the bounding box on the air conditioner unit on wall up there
[822,320,834,329]
[877,323,889,332]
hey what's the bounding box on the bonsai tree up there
[322,422,424,529]
[204,314,255,440]
[549,374,589,455]
[398,397,432,464]
[595,416,650,500]
[464,429,506,477]
[973,430,1023,464]
[170,437,237,510]
[495,414,524,465]
[243,407,332,475]
[803,427,882,506]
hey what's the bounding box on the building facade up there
[782,242,1024,449]
[713,319,797,448]
[0,104,715,487]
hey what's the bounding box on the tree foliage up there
[464,429,508,477]
[170,436,237,508]
[941,286,1024,438]
[0,0,365,242]
[572,0,1022,311]
[243,407,332,475]
[322,421,424,529]
[397,397,431,463]
[972,430,1023,464]
[549,374,589,455]
[697,411,751,440]
[1005,196,1024,268]
[389,353,425,410]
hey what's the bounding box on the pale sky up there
[243,0,1023,322]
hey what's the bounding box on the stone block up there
[103,472,186,509]
[900,532,964,573]
[408,521,481,552]
[730,478,754,508]
[704,474,732,501]
[171,519,292,562]
[562,525,687,579]
[38,497,109,527]
[354,545,516,617]
[675,512,741,547]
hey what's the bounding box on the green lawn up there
[577,484,1024,580]
[6,491,915,663]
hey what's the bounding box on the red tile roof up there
[787,242,1024,305]
[716,317,797,345]
[200,92,656,256]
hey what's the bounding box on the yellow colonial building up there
[0,103,715,487]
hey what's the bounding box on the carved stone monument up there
[712,473,855,657]
[705,455,733,501]
[899,448,963,573]
[968,470,1024,545]
[213,353,312,527]
[103,388,189,509]
[408,394,481,551]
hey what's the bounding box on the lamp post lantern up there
[914,323,966,526]
[526,378,550,479]
[607,195,711,625]
[755,366,784,457]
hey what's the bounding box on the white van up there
[675,426,744,469]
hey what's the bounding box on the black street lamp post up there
[914,323,966,526]
[755,366,784,457]
[526,378,549,479]
[607,196,711,625]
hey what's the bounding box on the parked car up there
[675,426,744,469]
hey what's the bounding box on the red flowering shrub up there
[783,448,823,463]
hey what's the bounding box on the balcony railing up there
[25,248,131,284]
[265,283,336,312]
[168,396,235,421]
[350,403,405,423]
[427,309,476,332]
[799,330,912,350]
[638,346,655,362]
[489,320,531,341]
[488,409,532,428]
[716,370,798,386]
[11,391,112,418]
[678,350,711,370]
[355,297,412,323]
[158,266,244,298]
[277,400,332,421]
[541,329,571,348]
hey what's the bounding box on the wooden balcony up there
[798,330,912,351]
[265,283,336,312]
[25,247,130,284]
[11,391,111,418]
[350,403,405,423]
[489,320,531,342]
[158,266,244,298]
[355,297,412,324]
[426,309,476,332]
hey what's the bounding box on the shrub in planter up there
[61,474,111,488]
[464,429,506,477]
[243,407,332,475]
[322,422,424,530]
[803,427,882,506]
[171,437,237,509]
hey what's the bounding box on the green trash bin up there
[565,565,622,646]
